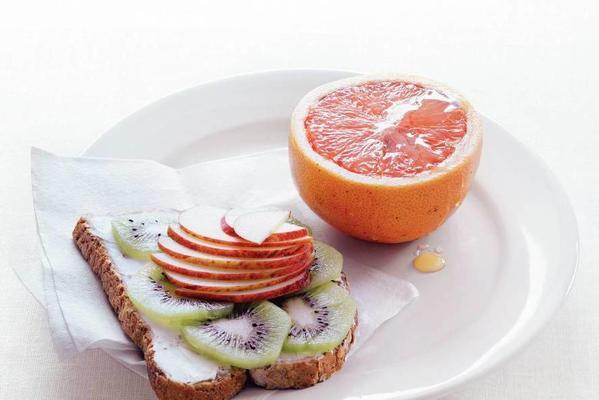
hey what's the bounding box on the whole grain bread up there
[73,218,246,400]
[73,216,357,399]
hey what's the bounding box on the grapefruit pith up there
[289,74,482,243]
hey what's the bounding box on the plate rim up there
[82,68,361,156]
[83,69,580,399]
[385,117,581,399]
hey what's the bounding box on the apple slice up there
[180,206,310,247]
[151,253,311,280]
[158,236,313,269]
[221,207,278,236]
[168,224,311,258]
[231,209,289,244]
[163,267,307,292]
[223,208,309,243]
[175,271,310,302]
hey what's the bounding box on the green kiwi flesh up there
[112,211,177,260]
[127,264,233,329]
[282,281,356,354]
[181,301,291,369]
[303,240,343,291]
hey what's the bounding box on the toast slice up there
[73,216,357,398]
[73,218,246,400]
[249,276,357,389]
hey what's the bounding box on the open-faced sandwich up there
[73,206,357,400]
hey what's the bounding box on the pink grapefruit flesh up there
[304,80,467,178]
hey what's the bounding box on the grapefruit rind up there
[289,74,482,243]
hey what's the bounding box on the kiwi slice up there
[181,301,291,368]
[127,264,233,329]
[282,282,356,354]
[112,211,177,260]
[303,240,343,291]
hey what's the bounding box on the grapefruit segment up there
[290,74,482,243]
[304,81,467,178]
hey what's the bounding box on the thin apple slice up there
[221,207,278,236]
[163,267,307,293]
[224,207,276,227]
[168,224,311,258]
[231,209,290,244]
[158,236,313,269]
[175,271,310,302]
[220,219,311,245]
[223,208,308,243]
[180,206,310,247]
[151,253,311,280]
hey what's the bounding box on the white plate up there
[85,70,579,399]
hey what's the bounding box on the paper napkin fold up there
[19,147,418,383]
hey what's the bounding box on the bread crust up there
[249,275,357,389]
[249,320,356,389]
[73,218,246,400]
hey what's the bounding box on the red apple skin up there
[151,254,311,280]
[164,267,308,293]
[181,222,312,248]
[158,240,314,269]
[168,225,312,258]
[220,217,237,236]
[220,216,309,242]
[175,272,311,302]
[179,224,312,247]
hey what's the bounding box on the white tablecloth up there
[1,1,598,398]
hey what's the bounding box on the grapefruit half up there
[289,74,482,243]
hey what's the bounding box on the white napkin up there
[20,147,418,384]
